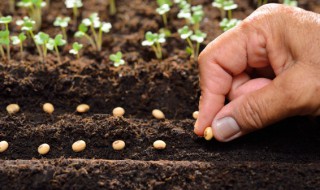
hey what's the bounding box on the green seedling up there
[11,33,27,54]
[109,0,116,15]
[142,31,166,60]
[54,16,71,40]
[220,18,241,31]
[178,25,194,58]
[156,4,170,27]
[258,0,267,6]
[177,2,191,20]
[77,13,112,51]
[46,34,66,64]
[109,51,125,67]
[0,16,12,60]
[190,30,206,59]
[17,0,47,31]
[190,5,204,30]
[69,42,83,59]
[212,0,238,19]
[34,31,50,59]
[65,0,83,23]
[283,0,297,6]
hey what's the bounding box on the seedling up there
[109,51,125,67]
[283,0,298,7]
[178,25,194,58]
[17,0,47,31]
[53,17,71,40]
[109,0,117,15]
[65,0,83,23]
[77,13,112,51]
[46,34,66,64]
[156,0,172,27]
[212,0,238,19]
[220,18,241,31]
[190,5,204,30]
[0,16,12,60]
[11,33,27,54]
[34,31,50,59]
[190,30,207,59]
[142,31,166,59]
[16,16,42,57]
[69,42,83,59]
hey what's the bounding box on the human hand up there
[194,4,320,142]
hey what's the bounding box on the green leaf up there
[78,23,88,33]
[157,0,172,6]
[18,33,27,41]
[0,16,12,24]
[54,34,66,46]
[0,31,10,45]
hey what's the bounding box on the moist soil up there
[0,0,320,189]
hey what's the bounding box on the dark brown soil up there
[0,0,320,189]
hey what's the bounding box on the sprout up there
[283,0,297,7]
[212,0,238,19]
[76,13,112,51]
[109,51,125,67]
[46,34,66,64]
[109,0,117,15]
[177,3,191,19]
[69,42,83,59]
[65,0,83,23]
[156,4,170,27]
[17,0,46,31]
[220,18,241,31]
[54,16,71,40]
[190,30,206,59]
[0,16,12,61]
[178,26,194,58]
[190,5,204,30]
[11,33,27,54]
[34,31,50,58]
[142,31,166,60]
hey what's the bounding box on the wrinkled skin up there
[195,4,320,142]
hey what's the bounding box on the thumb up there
[212,64,319,142]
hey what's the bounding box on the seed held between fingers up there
[38,143,50,155]
[152,109,165,119]
[204,127,213,141]
[193,111,199,119]
[72,140,86,152]
[113,107,125,117]
[153,140,166,149]
[76,104,90,113]
[0,141,9,153]
[6,104,20,115]
[43,103,54,114]
[112,140,125,150]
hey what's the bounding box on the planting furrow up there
[0,159,319,190]
[0,113,319,162]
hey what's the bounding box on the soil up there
[0,0,320,189]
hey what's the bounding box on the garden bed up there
[0,0,320,189]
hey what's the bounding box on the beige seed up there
[112,140,125,150]
[204,127,213,141]
[76,104,90,113]
[153,140,166,150]
[6,104,20,115]
[193,111,199,119]
[152,109,165,119]
[72,140,86,152]
[43,103,54,114]
[0,141,9,153]
[38,143,50,155]
[112,107,125,117]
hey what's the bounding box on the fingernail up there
[213,117,241,141]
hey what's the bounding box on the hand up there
[195,4,320,142]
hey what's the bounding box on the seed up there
[43,103,54,114]
[153,140,166,149]
[38,143,50,155]
[112,107,125,117]
[76,104,90,113]
[112,140,125,150]
[193,111,199,119]
[72,140,86,152]
[0,141,9,153]
[152,109,165,119]
[204,127,213,141]
[6,104,20,115]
